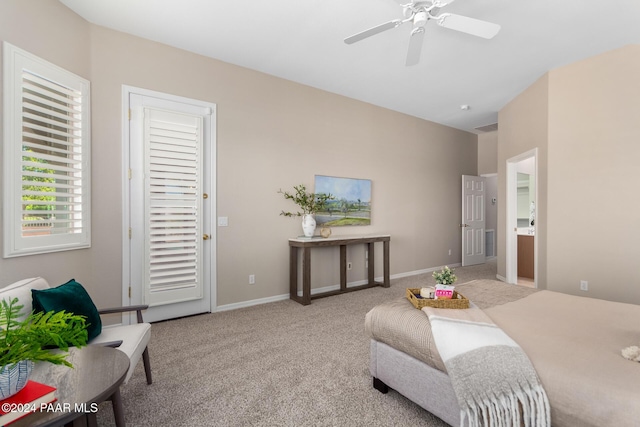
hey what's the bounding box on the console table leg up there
[368,242,375,285]
[290,246,298,301]
[302,247,311,305]
[383,240,390,287]
[340,245,347,291]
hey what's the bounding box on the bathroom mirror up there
[517,173,535,227]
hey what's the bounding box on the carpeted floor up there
[98,260,499,426]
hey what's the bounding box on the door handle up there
[459,224,469,228]
[203,234,210,240]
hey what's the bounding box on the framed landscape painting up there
[314,175,371,226]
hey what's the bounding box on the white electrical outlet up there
[448,249,452,256]
[347,262,352,270]
[249,274,255,285]
[580,280,588,291]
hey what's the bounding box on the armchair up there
[0,277,152,385]
[95,305,152,384]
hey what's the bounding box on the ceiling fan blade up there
[344,19,404,44]
[396,0,454,7]
[405,27,425,66]
[436,13,501,39]
[431,0,456,6]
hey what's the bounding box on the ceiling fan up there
[344,0,501,66]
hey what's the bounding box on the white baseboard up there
[390,263,461,280]
[496,274,507,282]
[216,278,379,312]
[214,263,462,313]
[297,278,371,297]
[215,293,291,312]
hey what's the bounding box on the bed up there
[365,279,640,427]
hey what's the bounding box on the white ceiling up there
[59,0,640,134]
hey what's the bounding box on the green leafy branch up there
[278,184,334,216]
[0,298,88,369]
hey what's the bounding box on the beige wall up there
[498,44,640,304]
[0,1,102,299]
[547,45,640,302]
[497,74,549,288]
[0,1,477,308]
[477,131,498,175]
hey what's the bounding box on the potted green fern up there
[0,298,88,398]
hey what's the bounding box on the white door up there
[125,88,216,323]
[461,175,486,266]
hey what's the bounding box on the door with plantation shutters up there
[126,89,215,323]
[144,107,203,306]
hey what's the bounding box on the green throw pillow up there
[31,279,102,341]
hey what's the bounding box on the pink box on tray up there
[434,284,455,299]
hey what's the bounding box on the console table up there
[289,234,390,305]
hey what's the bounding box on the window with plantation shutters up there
[3,43,90,257]
[144,107,203,305]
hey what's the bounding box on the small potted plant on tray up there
[433,266,457,285]
[0,298,88,398]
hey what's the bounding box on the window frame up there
[3,42,91,258]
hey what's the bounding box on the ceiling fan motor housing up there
[413,11,428,27]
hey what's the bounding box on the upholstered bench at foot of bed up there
[365,280,541,427]
[370,339,460,427]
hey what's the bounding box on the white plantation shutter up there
[21,72,85,234]
[3,43,90,257]
[144,107,204,305]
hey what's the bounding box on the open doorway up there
[506,149,537,288]
[482,174,498,260]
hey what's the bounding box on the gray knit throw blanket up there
[422,303,550,427]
